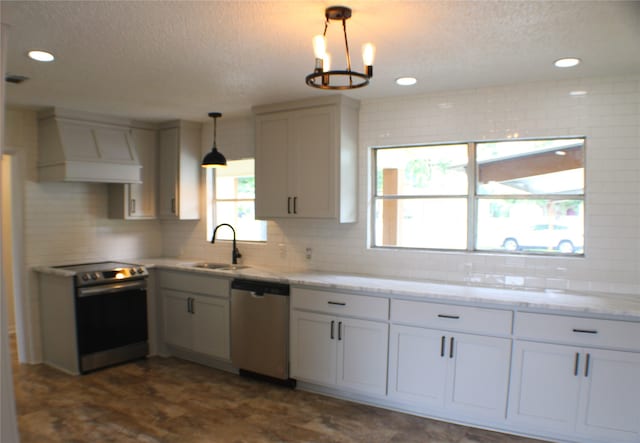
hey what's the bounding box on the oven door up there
[75,279,148,372]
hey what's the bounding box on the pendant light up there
[201,112,227,168]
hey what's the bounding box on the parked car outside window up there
[502,224,583,253]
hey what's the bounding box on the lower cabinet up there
[508,340,640,442]
[290,310,389,396]
[162,289,230,360]
[159,270,231,362]
[388,324,511,420]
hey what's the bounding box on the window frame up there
[370,137,586,256]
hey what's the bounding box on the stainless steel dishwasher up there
[230,279,293,384]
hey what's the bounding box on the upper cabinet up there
[253,95,359,223]
[157,120,202,220]
[108,127,157,220]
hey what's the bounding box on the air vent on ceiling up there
[5,74,29,84]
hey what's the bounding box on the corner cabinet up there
[290,287,389,396]
[108,127,157,219]
[508,312,640,442]
[253,96,359,223]
[159,270,230,362]
[158,120,202,220]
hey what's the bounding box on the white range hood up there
[37,108,142,183]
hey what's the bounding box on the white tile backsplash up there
[7,75,640,300]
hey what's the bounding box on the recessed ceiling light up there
[554,58,580,68]
[569,90,588,96]
[28,50,55,62]
[395,77,417,86]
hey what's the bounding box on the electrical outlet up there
[305,247,312,260]
[278,243,287,259]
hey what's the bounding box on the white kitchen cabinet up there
[254,95,359,223]
[388,299,512,421]
[159,271,230,362]
[290,288,389,397]
[162,289,230,360]
[158,120,201,220]
[509,340,640,442]
[290,310,388,396]
[509,311,640,442]
[163,289,193,350]
[109,127,157,219]
[388,324,511,420]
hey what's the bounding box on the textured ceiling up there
[2,1,640,122]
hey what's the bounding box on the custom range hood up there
[37,108,142,183]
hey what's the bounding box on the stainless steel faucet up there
[211,223,242,264]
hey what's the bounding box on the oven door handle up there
[77,280,147,297]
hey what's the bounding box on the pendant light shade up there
[201,112,227,168]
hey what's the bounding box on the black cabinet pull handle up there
[438,314,460,320]
[449,337,455,359]
[585,353,591,377]
[330,320,335,340]
[171,198,176,214]
[190,298,195,314]
[338,321,342,341]
[293,196,297,214]
[574,352,580,376]
[440,336,445,357]
[573,328,598,334]
[328,301,346,306]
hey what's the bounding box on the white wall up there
[164,75,640,297]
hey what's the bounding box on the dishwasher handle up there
[231,279,290,296]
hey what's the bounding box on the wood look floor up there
[11,336,545,443]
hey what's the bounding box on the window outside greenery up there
[373,138,585,255]
[207,159,267,242]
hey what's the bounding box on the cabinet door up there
[128,128,156,219]
[446,333,511,419]
[192,295,230,361]
[336,318,388,396]
[290,106,336,218]
[508,341,581,434]
[388,325,448,408]
[576,349,640,442]
[162,289,192,350]
[158,128,179,219]
[290,311,336,386]
[255,114,290,219]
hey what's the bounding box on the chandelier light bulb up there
[323,53,331,73]
[362,43,375,66]
[312,35,327,59]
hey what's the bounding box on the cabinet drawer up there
[159,270,230,298]
[391,299,512,336]
[515,312,640,351]
[292,287,388,320]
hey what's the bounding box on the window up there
[207,159,267,242]
[372,138,585,255]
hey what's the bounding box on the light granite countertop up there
[34,258,640,320]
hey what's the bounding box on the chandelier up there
[305,6,375,90]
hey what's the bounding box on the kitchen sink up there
[192,262,249,271]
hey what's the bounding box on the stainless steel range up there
[56,261,149,373]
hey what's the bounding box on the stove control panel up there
[76,265,148,286]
